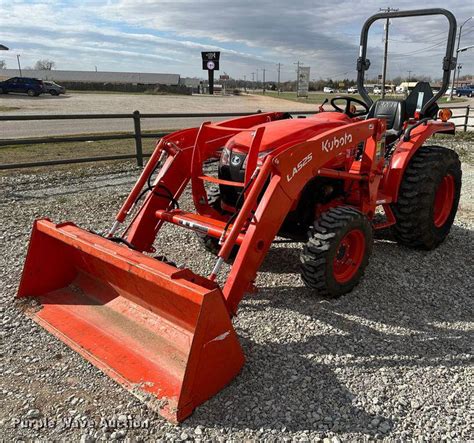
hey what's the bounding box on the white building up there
[0,69,180,85]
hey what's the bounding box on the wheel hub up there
[333,229,366,283]
[433,174,455,228]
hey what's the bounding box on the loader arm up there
[122,112,287,252]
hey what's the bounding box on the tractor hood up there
[226,112,352,154]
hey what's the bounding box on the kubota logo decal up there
[322,133,353,152]
[287,153,313,182]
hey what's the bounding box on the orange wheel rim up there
[433,174,455,228]
[333,229,366,283]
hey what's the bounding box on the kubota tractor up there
[17,9,461,422]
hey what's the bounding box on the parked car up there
[373,86,382,94]
[456,84,474,97]
[0,77,44,96]
[445,88,456,96]
[43,81,66,96]
[347,86,358,94]
[323,87,335,93]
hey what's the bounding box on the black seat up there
[366,99,406,144]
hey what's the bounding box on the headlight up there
[220,147,231,166]
[242,149,272,169]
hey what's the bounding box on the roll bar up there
[356,8,457,117]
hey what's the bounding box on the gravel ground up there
[1,137,473,441]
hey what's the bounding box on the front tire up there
[300,206,373,297]
[27,89,36,97]
[391,145,461,250]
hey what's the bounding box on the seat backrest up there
[367,99,406,132]
[405,81,438,118]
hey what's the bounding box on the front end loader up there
[17,8,461,422]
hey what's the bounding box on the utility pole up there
[379,7,398,98]
[17,54,22,77]
[407,70,411,82]
[277,63,281,95]
[251,72,255,91]
[243,74,247,93]
[262,68,266,94]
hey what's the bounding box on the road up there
[0,93,472,139]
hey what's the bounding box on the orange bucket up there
[17,219,245,422]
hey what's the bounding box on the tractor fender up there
[382,121,454,202]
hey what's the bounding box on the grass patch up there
[0,105,21,112]
[68,90,150,95]
[0,130,177,172]
[259,91,466,105]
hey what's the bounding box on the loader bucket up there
[17,219,245,422]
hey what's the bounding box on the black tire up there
[457,93,462,97]
[300,206,373,297]
[27,89,36,97]
[0,87,3,94]
[391,145,461,250]
[50,90,59,96]
[195,187,239,259]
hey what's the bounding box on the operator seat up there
[366,99,406,144]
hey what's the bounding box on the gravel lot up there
[1,137,473,441]
[0,93,318,139]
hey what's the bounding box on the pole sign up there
[297,66,310,97]
[202,51,220,95]
[202,52,220,71]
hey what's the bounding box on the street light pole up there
[448,16,473,101]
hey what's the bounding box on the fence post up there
[133,110,143,167]
[464,105,470,132]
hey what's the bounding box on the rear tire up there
[50,90,59,96]
[27,89,36,97]
[391,145,461,250]
[300,206,373,297]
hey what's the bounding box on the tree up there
[34,59,56,70]
[0,60,6,69]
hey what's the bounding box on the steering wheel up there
[330,96,370,117]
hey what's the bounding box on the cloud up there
[0,0,472,81]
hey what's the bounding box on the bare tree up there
[0,60,6,69]
[34,59,56,70]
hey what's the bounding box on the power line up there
[391,39,449,57]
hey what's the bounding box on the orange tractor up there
[17,9,461,422]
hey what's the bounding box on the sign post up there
[201,51,220,94]
[297,66,310,97]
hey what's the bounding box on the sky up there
[0,0,473,82]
